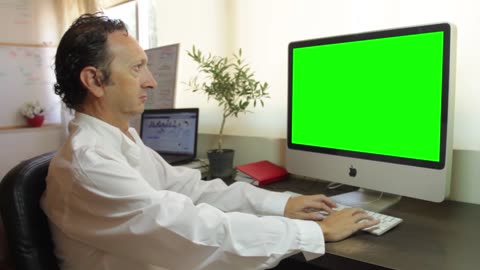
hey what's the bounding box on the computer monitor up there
[286,23,456,211]
[140,108,199,165]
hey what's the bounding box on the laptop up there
[140,108,199,165]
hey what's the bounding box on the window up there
[103,0,138,40]
[103,0,157,49]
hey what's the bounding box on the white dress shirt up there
[41,113,325,270]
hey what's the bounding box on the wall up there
[0,126,62,179]
[150,0,233,134]
[0,0,61,180]
[0,0,58,45]
[154,0,480,204]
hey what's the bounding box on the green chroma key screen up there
[291,31,444,162]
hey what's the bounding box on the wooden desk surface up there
[264,177,480,270]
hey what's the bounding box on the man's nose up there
[142,68,157,89]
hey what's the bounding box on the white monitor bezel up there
[286,23,456,202]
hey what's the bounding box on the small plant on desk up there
[186,46,269,178]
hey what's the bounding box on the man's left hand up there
[283,194,337,220]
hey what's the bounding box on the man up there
[41,13,378,270]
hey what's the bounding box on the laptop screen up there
[140,108,199,163]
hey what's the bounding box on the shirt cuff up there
[260,191,291,216]
[292,219,325,261]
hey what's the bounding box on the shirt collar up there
[69,113,141,167]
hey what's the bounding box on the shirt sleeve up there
[146,147,292,217]
[44,147,325,270]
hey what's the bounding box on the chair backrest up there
[0,152,60,270]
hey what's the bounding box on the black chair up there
[0,152,60,270]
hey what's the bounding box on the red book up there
[236,160,289,186]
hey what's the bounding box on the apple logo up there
[348,165,357,177]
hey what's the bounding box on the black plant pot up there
[207,149,235,180]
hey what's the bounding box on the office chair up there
[0,152,60,270]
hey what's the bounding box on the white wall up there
[0,0,58,45]
[150,0,234,136]
[0,126,62,179]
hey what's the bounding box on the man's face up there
[101,31,157,118]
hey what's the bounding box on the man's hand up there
[283,194,380,242]
[284,194,337,220]
[317,208,380,242]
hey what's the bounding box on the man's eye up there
[133,64,142,72]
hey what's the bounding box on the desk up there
[262,176,480,270]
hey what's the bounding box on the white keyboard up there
[282,191,402,236]
[333,203,403,236]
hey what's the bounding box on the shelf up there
[0,123,61,133]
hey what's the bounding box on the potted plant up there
[19,101,45,127]
[186,46,269,179]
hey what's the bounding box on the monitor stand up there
[330,188,401,212]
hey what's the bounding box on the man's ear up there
[79,66,105,98]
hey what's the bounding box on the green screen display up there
[291,31,445,162]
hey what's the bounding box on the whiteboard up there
[0,44,60,127]
[145,43,179,109]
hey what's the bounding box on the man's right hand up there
[317,208,379,242]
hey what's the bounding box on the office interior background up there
[0,0,479,206]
